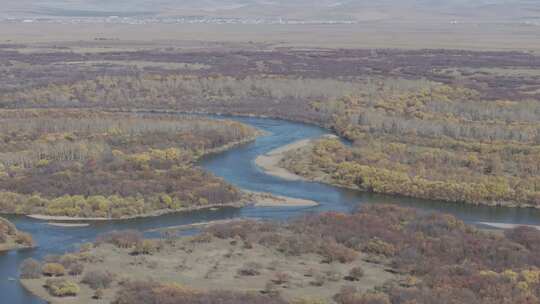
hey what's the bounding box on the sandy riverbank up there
[477,222,540,231]
[246,191,318,207]
[255,136,339,183]
[0,242,29,252]
[26,191,317,223]
[146,218,254,233]
[47,222,91,228]
[26,201,247,222]
[27,215,108,221]
[255,139,312,181]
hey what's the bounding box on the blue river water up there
[2,115,540,303]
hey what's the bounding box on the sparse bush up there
[96,230,143,248]
[334,286,358,304]
[132,239,162,255]
[310,275,326,287]
[263,281,280,297]
[68,262,84,276]
[77,251,101,263]
[42,263,65,277]
[243,239,253,249]
[320,242,358,263]
[147,260,159,269]
[267,260,280,271]
[237,262,262,276]
[14,232,33,246]
[346,266,364,281]
[45,278,80,297]
[325,270,342,282]
[334,287,391,304]
[273,272,291,285]
[190,232,213,243]
[304,268,316,277]
[362,239,396,257]
[19,258,42,279]
[206,220,259,240]
[291,298,328,304]
[82,270,115,290]
[277,236,309,256]
[93,288,104,300]
[79,242,93,252]
[59,254,79,268]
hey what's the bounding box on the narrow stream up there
[2,115,540,303]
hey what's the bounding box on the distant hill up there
[2,0,539,23]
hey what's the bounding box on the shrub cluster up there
[237,262,262,276]
[81,270,115,290]
[132,239,163,255]
[112,281,288,304]
[95,230,143,248]
[19,258,42,279]
[45,278,80,297]
[42,263,66,277]
[206,205,540,303]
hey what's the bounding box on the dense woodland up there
[21,205,540,303]
[0,109,258,218]
[1,46,539,207]
[283,83,540,208]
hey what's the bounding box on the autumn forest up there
[1,42,540,304]
[0,109,258,218]
[1,47,540,208]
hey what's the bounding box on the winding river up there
[2,115,540,304]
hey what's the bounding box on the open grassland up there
[1,21,540,52]
[21,205,540,304]
[0,109,259,218]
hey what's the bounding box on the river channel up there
[2,115,540,303]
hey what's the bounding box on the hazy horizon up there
[2,0,539,24]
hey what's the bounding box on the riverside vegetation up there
[0,109,259,218]
[20,205,540,304]
[1,46,540,207]
[279,80,540,208]
[0,217,33,251]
